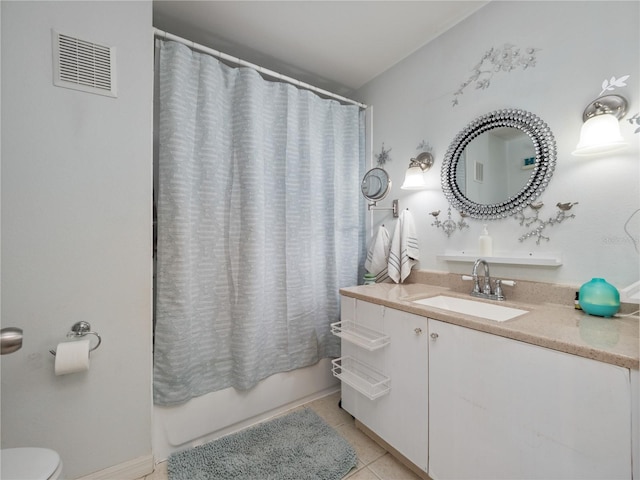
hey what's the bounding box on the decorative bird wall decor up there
[431,207,469,237]
[556,202,579,211]
[514,201,579,244]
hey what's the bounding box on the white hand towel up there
[364,225,390,282]
[388,209,419,283]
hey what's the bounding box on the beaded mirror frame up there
[441,109,557,220]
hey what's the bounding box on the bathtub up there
[152,358,339,461]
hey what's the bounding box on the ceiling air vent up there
[52,30,117,98]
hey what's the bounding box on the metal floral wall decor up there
[452,43,539,107]
[514,201,578,245]
[430,206,469,237]
[595,74,638,134]
[599,75,629,96]
[375,143,392,166]
[416,140,433,154]
[629,113,640,134]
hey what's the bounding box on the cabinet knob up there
[430,332,439,340]
[414,328,423,335]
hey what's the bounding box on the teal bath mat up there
[168,408,357,480]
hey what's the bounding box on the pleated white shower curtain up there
[154,41,366,406]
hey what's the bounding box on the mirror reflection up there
[441,109,556,220]
[455,127,535,204]
[361,167,391,201]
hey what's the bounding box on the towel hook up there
[49,321,102,356]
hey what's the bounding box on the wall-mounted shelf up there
[330,321,390,351]
[331,356,390,400]
[436,252,562,268]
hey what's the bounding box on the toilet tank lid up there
[1,447,61,480]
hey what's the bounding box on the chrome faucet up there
[468,258,516,301]
[472,258,492,296]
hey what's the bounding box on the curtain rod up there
[153,28,367,109]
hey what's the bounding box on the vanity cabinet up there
[428,318,632,480]
[335,296,635,479]
[335,297,429,473]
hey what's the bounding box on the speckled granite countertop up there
[340,282,639,370]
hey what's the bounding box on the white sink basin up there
[412,295,528,322]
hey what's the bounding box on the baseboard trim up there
[74,454,154,480]
[355,420,430,480]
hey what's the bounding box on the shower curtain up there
[154,41,366,406]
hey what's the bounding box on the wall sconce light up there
[573,94,628,156]
[401,152,434,190]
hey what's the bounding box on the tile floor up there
[139,391,422,480]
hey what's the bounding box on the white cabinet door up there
[376,307,428,472]
[428,319,632,480]
[340,299,429,472]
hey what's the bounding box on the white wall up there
[356,1,640,290]
[1,2,153,478]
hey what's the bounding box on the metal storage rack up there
[330,320,390,351]
[331,356,391,400]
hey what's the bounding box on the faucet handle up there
[462,274,482,293]
[462,273,482,292]
[494,279,516,300]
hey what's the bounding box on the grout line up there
[370,466,385,480]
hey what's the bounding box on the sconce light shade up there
[573,94,628,156]
[400,151,434,190]
[573,114,627,156]
[401,165,427,190]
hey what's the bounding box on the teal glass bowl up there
[579,278,620,317]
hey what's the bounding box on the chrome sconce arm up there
[368,198,399,217]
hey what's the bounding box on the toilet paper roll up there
[54,339,91,375]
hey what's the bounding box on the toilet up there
[1,447,63,480]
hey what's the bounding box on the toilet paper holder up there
[49,321,102,356]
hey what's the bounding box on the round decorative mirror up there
[361,167,391,202]
[441,109,556,220]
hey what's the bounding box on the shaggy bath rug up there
[167,408,357,480]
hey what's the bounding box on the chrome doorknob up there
[1,327,23,355]
[430,332,439,340]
